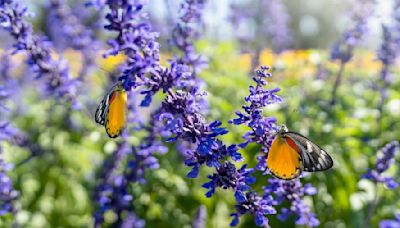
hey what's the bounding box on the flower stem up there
[330,61,346,105]
[364,182,379,227]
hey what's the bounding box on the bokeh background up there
[0,0,400,227]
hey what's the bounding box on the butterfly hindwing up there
[104,89,127,138]
[282,132,333,172]
[267,134,302,180]
[95,83,126,138]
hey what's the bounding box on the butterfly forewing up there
[95,97,108,125]
[282,132,333,172]
[95,84,118,126]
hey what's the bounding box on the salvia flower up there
[47,0,98,79]
[171,0,208,76]
[0,123,21,216]
[93,140,148,227]
[264,178,320,227]
[0,148,18,216]
[362,141,399,189]
[98,0,187,106]
[229,66,282,170]
[192,205,207,228]
[330,4,371,63]
[0,0,79,103]
[202,162,255,199]
[380,214,400,228]
[230,0,292,53]
[230,191,276,227]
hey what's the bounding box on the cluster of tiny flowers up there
[229,66,321,226]
[231,191,276,226]
[362,141,399,189]
[0,145,18,216]
[330,4,371,63]
[262,0,292,53]
[0,120,23,216]
[230,66,282,170]
[264,179,320,227]
[0,0,78,104]
[230,0,292,53]
[192,205,207,228]
[380,214,400,228]
[47,0,98,79]
[171,0,208,77]
[93,141,145,227]
[97,0,193,106]
[227,66,284,226]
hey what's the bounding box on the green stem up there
[330,62,346,105]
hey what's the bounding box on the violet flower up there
[329,3,372,104]
[380,214,400,228]
[93,140,148,227]
[47,0,98,79]
[264,179,320,227]
[192,205,207,228]
[230,66,320,226]
[0,0,79,104]
[330,9,370,63]
[171,0,208,77]
[362,141,399,189]
[230,191,276,227]
[0,152,18,216]
[229,66,282,170]
[230,0,292,54]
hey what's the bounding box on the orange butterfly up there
[267,125,333,180]
[95,83,127,138]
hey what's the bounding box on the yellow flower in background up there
[259,49,274,66]
[239,53,252,71]
[98,52,126,72]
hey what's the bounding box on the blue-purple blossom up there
[230,0,292,53]
[362,141,399,189]
[229,66,282,170]
[0,122,22,216]
[93,141,147,227]
[171,0,208,76]
[98,0,192,106]
[264,178,320,227]
[192,205,207,228]
[330,5,371,63]
[380,214,400,228]
[0,147,18,216]
[202,162,255,199]
[0,0,79,103]
[230,191,276,227]
[47,0,98,79]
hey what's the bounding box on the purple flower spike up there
[362,141,399,188]
[231,191,276,227]
[380,214,400,228]
[264,178,320,227]
[0,0,79,103]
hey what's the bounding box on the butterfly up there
[266,125,333,180]
[95,82,127,138]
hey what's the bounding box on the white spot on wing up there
[306,141,313,153]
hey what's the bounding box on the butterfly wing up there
[104,89,127,138]
[95,96,108,125]
[267,134,302,180]
[95,84,119,126]
[282,132,333,172]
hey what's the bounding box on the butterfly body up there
[267,126,333,180]
[95,83,127,138]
